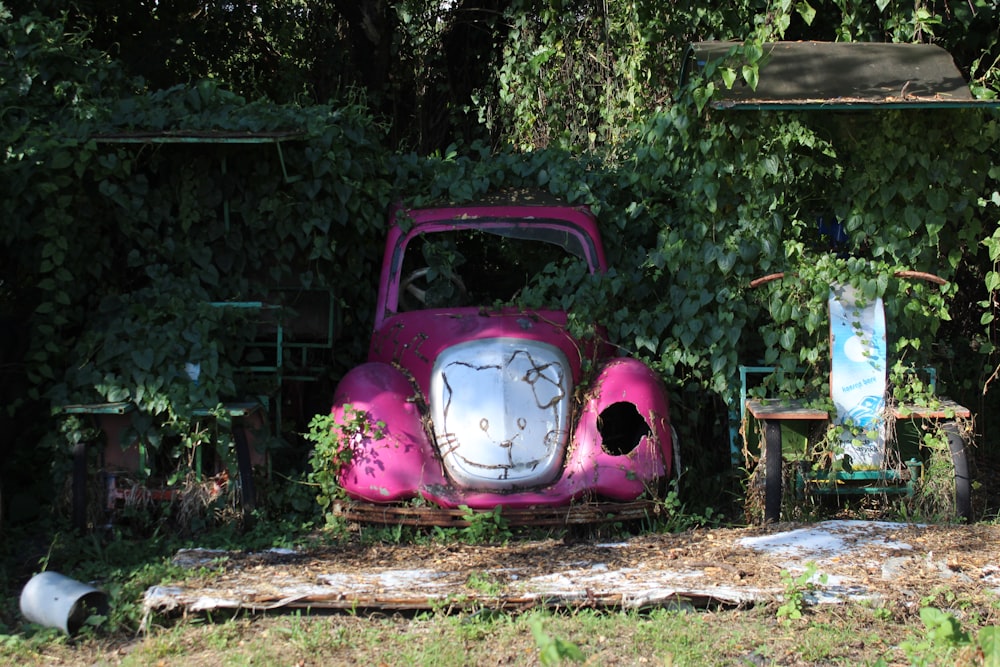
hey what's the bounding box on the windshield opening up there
[397,225,590,311]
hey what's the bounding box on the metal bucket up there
[20,571,109,635]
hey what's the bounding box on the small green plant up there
[305,406,385,520]
[653,482,718,533]
[465,571,503,597]
[871,605,894,623]
[458,505,512,545]
[919,585,959,610]
[899,421,972,523]
[530,617,585,665]
[776,561,827,624]
[899,607,999,667]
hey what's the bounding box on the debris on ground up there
[144,520,1000,619]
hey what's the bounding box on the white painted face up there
[429,338,571,490]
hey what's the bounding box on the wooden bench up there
[58,398,267,531]
[745,395,972,523]
[55,289,340,530]
[742,272,974,524]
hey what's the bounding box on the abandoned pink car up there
[329,195,675,519]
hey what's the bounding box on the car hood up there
[429,336,571,489]
[367,308,610,491]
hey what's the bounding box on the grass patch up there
[1,483,998,666]
[7,604,990,667]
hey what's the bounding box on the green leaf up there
[692,82,715,114]
[50,150,74,170]
[920,607,969,646]
[635,335,658,353]
[979,626,999,665]
[779,329,795,351]
[796,1,816,26]
[131,348,154,372]
[720,67,737,89]
[105,385,130,403]
[987,271,1000,293]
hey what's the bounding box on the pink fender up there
[569,357,673,499]
[333,362,447,501]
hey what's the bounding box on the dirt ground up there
[143,449,1000,618]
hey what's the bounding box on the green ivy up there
[3,8,1000,516]
[305,407,385,521]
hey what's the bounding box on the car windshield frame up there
[376,212,606,325]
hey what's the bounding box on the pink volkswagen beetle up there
[329,193,675,522]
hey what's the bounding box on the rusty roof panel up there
[92,129,304,143]
[682,41,1000,110]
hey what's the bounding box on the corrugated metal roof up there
[682,41,1000,110]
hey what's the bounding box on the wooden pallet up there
[331,499,661,527]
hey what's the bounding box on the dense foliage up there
[1,1,999,525]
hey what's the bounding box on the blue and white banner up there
[829,284,887,468]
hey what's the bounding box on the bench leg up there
[762,419,783,523]
[943,421,972,522]
[72,441,88,531]
[233,422,256,526]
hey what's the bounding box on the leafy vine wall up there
[2,8,998,496]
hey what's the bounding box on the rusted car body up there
[330,197,674,516]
